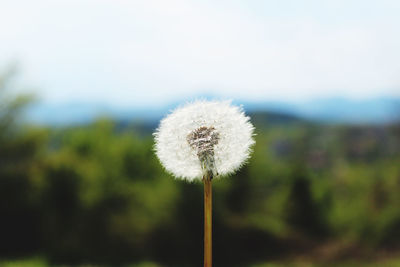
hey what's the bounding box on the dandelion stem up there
[204,174,212,267]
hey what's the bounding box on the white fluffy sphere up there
[154,100,255,181]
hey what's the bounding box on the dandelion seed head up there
[154,100,255,181]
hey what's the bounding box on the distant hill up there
[249,111,305,127]
[241,97,400,124]
[26,97,400,125]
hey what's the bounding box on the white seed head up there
[154,100,255,181]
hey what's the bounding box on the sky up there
[0,0,399,108]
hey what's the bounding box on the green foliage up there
[1,69,400,265]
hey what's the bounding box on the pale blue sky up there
[1,0,399,107]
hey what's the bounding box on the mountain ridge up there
[26,97,400,125]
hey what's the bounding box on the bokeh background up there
[1,1,400,266]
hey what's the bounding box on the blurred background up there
[1,1,400,266]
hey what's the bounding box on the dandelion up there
[154,100,255,267]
